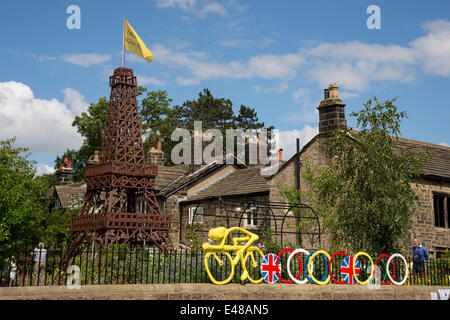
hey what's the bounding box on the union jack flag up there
[340,256,360,284]
[261,253,281,283]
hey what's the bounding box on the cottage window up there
[136,198,148,213]
[189,207,203,224]
[244,208,257,227]
[54,198,61,210]
[433,194,449,228]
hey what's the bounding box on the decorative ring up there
[307,250,331,285]
[374,254,395,285]
[386,253,408,286]
[303,250,319,284]
[353,251,374,285]
[329,251,348,284]
[287,249,309,285]
[276,248,302,284]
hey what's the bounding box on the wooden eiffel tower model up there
[65,67,171,260]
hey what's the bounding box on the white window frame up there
[244,208,257,227]
[136,198,148,214]
[188,207,203,224]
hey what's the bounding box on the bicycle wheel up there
[204,252,234,285]
[244,247,264,284]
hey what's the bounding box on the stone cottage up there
[53,84,449,257]
[148,84,449,257]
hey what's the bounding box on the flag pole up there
[122,16,126,67]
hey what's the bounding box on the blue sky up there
[0,0,449,174]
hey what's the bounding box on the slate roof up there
[182,166,270,202]
[53,183,86,208]
[392,137,450,181]
[272,133,450,182]
[157,154,247,198]
[154,165,187,191]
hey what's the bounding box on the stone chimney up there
[318,83,346,135]
[87,150,100,166]
[317,84,347,163]
[146,138,165,166]
[56,156,74,185]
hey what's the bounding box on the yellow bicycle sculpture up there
[202,227,265,285]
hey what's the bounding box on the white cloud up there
[302,20,450,91]
[438,142,449,147]
[217,36,277,49]
[411,20,450,76]
[253,82,288,94]
[304,42,417,91]
[340,91,359,99]
[35,163,56,176]
[0,81,83,155]
[29,53,56,62]
[200,2,227,17]
[155,0,226,18]
[148,19,450,94]
[218,39,242,47]
[62,53,111,67]
[285,88,320,123]
[276,125,319,160]
[152,44,304,85]
[176,77,201,86]
[155,0,196,10]
[62,88,88,116]
[137,75,166,86]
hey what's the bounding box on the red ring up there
[329,251,348,284]
[374,254,395,285]
[276,248,302,284]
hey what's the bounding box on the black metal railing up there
[1,247,448,287]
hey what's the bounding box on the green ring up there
[366,256,390,283]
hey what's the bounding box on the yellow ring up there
[307,250,331,285]
[353,251,374,285]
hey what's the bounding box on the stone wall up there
[1,283,447,300]
[270,136,450,254]
[269,137,330,249]
[409,179,450,256]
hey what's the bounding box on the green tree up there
[302,97,429,254]
[0,138,49,250]
[56,88,271,170]
[54,149,84,182]
[140,89,178,165]
[54,98,109,181]
[71,97,109,176]
[175,88,235,132]
[234,105,265,129]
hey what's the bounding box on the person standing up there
[32,242,47,285]
[9,257,17,287]
[412,238,429,276]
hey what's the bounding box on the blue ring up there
[303,250,329,284]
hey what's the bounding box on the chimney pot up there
[278,148,283,161]
[328,83,339,99]
[157,139,163,151]
[317,83,346,135]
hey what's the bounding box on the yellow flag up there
[124,20,154,63]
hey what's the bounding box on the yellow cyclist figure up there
[202,226,264,285]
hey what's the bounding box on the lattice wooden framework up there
[65,67,171,261]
